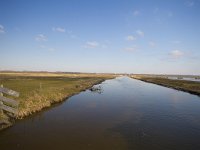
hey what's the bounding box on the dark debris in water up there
[89,85,103,94]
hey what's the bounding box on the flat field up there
[132,74,200,96]
[0,72,115,120]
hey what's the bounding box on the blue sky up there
[0,0,200,74]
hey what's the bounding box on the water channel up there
[1,77,200,150]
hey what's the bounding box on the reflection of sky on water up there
[168,77,200,82]
[0,77,200,150]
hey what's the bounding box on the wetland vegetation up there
[132,74,200,96]
[0,72,115,129]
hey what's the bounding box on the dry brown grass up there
[0,72,116,121]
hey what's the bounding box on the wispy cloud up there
[133,10,140,16]
[40,44,55,52]
[35,34,47,42]
[124,45,138,52]
[64,30,79,39]
[136,30,144,37]
[185,0,195,7]
[101,44,108,49]
[0,24,5,33]
[126,35,136,41]
[149,41,156,47]
[84,41,99,48]
[40,45,46,48]
[48,48,56,52]
[70,34,77,39]
[52,27,66,33]
[169,50,184,58]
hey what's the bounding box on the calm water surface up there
[168,77,200,82]
[1,77,200,150]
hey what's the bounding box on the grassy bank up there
[132,75,200,96]
[0,72,115,129]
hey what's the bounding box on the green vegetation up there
[0,72,115,129]
[132,75,200,96]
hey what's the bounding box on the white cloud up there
[185,1,194,7]
[149,41,156,47]
[169,50,184,58]
[40,45,55,52]
[84,41,99,48]
[126,35,136,41]
[35,34,47,42]
[65,30,78,39]
[133,10,140,16]
[136,30,144,37]
[0,24,5,33]
[124,45,138,52]
[52,27,66,33]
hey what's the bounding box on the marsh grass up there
[0,73,115,120]
[132,75,200,96]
